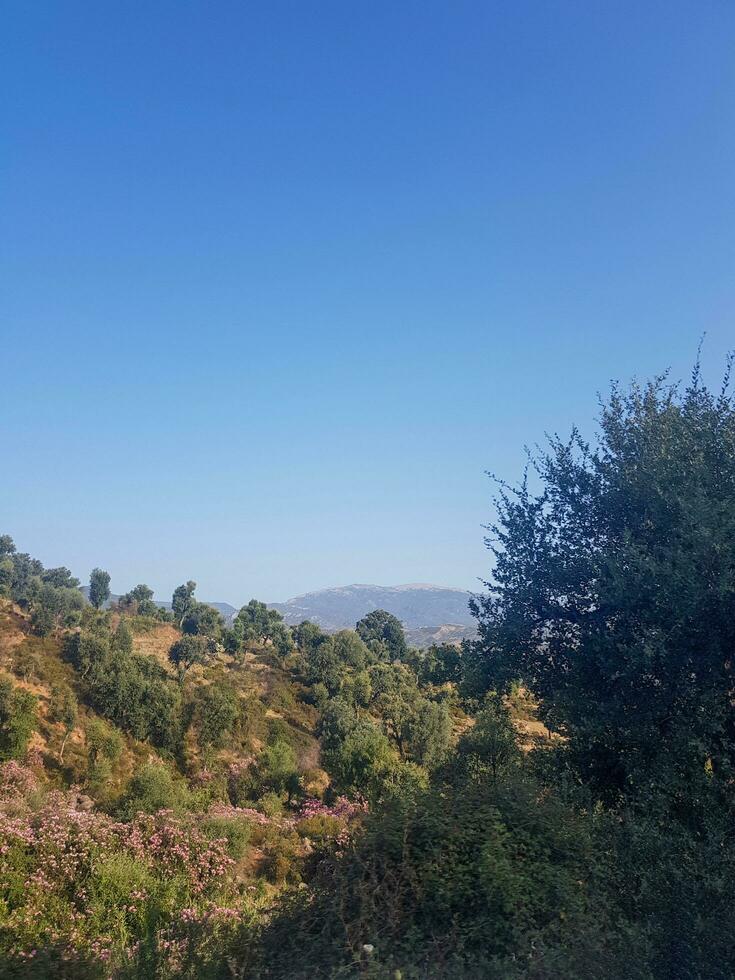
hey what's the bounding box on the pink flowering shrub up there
[0,759,369,973]
[298,795,368,821]
[0,763,248,971]
[296,795,368,845]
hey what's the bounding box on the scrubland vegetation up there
[1,368,735,977]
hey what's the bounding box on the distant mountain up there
[268,583,477,638]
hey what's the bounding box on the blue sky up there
[2,1,734,604]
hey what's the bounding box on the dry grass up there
[131,623,181,666]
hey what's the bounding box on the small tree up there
[89,568,111,609]
[0,676,38,761]
[234,600,293,656]
[121,583,158,617]
[168,634,209,679]
[86,717,123,791]
[293,620,327,656]
[49,684,78,762]
[196,685,240,748]
[356,609,407,661]
[118,761,190,818]
[406,699,452,769]
[172,580,197,626]
[111,619,134,657]
[182,602,224,640]
[257,738,300,800]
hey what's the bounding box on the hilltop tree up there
[356,609,407,661]
[89,568,111,609]
[234,600,293,656]
[172,580,197,626]
[293,620,327,656]
[8,552,44,607]
[121,583,158,617]
[181,602,223,640]
[0,535,15,559]
[30,582,84,636]
[42,567,79,589]
[465,367,735,806]
[0,536,16,595]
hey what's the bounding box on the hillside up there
[268,583,476,636]
[405,622,477,648]
[0,533,480,974]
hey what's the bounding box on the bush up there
[201,815,252,859]
[118,762,191,818]
[0,676,37,761]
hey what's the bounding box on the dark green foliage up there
[234,600,293,656]
[181,602,224,640]
[456,699,521,782]
[329,630,371,669]
[303,639,342,693]
[172,580,197,625]
[320,698,399,798]
[88,568,111,609]
[356,608,407,660]
[30,582,85,636]
[195,684,240,748]
[41,567,80,589]
[65,631,109,679]
[67,630,182,750]
[0,676,37,761]
[118,762,191,817]
[405,699,452,768]
[293,620,327,656]
[301,629,373,695]
[5,550,44,607]
[0,535,15,559]
[120,583,158,617]
[169,634,210,676]
[465,371,735,807]
[414,642,463,686]
[255,734,638,980]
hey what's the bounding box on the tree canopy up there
[355,608,407,661]
[88,568,111,609]
[465,369,735,805]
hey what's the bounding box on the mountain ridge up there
[267,582,477,636]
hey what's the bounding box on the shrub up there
[0,676,37,761]
[118,762,191,818]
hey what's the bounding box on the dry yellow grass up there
[131,623,181,667]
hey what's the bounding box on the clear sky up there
[2,1,734,604]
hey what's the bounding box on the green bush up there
[0,675,37,761]
[118,762,191,818]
